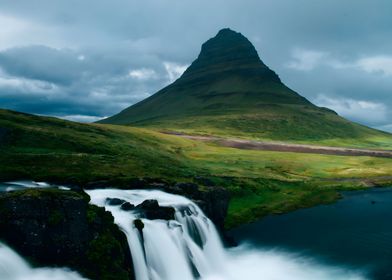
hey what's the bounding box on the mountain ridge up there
[99,28,390,144]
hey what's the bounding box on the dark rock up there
[137,199,159,209]
[85,180,112,189]
[54,178,230,231]
[133,219,144,232]
[121,181,231,230]
[127,178,149,189]
[194,176,216,186]
[0,189,134,280]
[200,187,230,230]
[174,182,199,196]
[106,197,126,206]
[170,183,230,230]
[136,199,175,220]
[121,202,135,211]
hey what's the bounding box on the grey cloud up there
[0,0,391,130]
[0,44,173,119]
[0,46,84,85]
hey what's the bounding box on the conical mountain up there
[100,29,388,141]
[180,28,282,84]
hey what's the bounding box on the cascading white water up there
[87,189,368,280]
[0,182,369,280]
[87,189,225,280]
[0,243,86,280]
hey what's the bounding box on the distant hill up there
[99,28,391,145]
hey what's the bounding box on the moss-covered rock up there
[0,188,134,280]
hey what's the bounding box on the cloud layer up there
[0,0,391,131]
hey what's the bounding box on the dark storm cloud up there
[0,0,391,131]
[0,46,83,85]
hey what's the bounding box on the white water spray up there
[0,182,368,280]
[0,243,86,280]
[87,189,368,280]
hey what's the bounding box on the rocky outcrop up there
[83,178,230,230]
[135,199,175,220]
[121,202,135,211]
[171,183,230,230]
[106,197,127,206]
[0,188,134,280]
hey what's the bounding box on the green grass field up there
[1,109,392,228]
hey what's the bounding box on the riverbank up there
[0,184,373,280]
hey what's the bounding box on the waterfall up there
[87,189,368,280]
[0,182,368,280]
[0,243,86,280]
[87,189,226,280]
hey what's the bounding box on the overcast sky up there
[0,0,391,132]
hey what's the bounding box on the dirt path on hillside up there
[163,132,392,158]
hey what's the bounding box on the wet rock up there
[172,184,230,230]
[136,199,175,220]
[133,219,144,232]
[121,202,135,211]
[135,181,230,230]
[106,197,126,206]
[137,199,159,209]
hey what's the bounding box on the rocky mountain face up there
[179,28,281,85]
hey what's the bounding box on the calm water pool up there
[230,187,392,280]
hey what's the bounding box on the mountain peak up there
[100,28,315,127]
[214,28,244,40]
[179,28,280,83]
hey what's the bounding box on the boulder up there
[133,219,144,232]
[121,202,135,211]
[106,197,126,206]
[136,199,175,220]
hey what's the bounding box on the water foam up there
[87,188,368,280]
[0,243,86,280]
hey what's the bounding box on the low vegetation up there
[1,109,392,228]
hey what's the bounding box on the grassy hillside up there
[2,109,392,228]
[118,103,392,149]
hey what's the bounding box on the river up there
[230,187,392,280]
[1,181,389,279]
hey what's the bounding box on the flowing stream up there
[0,243,86,280]
[87,188,367,280]
[0,182,369,280]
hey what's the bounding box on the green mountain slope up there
[99,28,391,146]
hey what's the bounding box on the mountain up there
[100,28,390,143]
